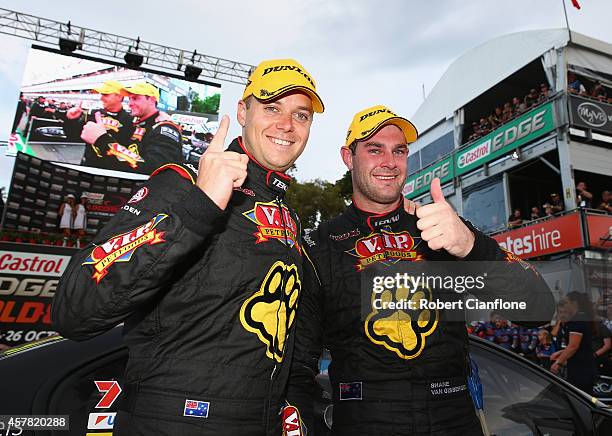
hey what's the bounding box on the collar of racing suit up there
[228,136,292,199]
[134,110,160,126]
[348,198,405,232]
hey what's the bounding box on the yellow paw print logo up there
[364,285,438,359]
[240,261,301,362]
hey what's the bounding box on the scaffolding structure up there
[0,8,254,85]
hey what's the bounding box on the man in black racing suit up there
[286,105,554,435]
[52,58,325,435]
[63,80,135,170]
[79,82,182,175]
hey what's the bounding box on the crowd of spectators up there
[469,302,612,381]
[507,182,611,229]
[568,72,612,103]
[12,94,80,134]
[466,83,551,143]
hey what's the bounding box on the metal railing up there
[0,8,255,85]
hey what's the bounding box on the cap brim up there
[358,116,419,145]
[255,85,324,113]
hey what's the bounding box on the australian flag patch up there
[339,382,362,400]
[183,399,209,418]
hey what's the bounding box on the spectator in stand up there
[507,208,524,228]
[478,117,491,135]
[524,88,538,109]
[530,206,542,220]
[58,194,75,238]
[550,292,597,395]
[502,102,514,122]
[490,107,503,127]
[576,181,593,208]
[44,99,57,117]
[568,72,587,95]
[591,81,608,101]
[593,319,612,377]
[542,203,554,218]
[538,83,550,103]
[598,190,612,213]
[550,193,564,213]
[536,329,556,370]
[468,121,480,142]
[512,96,527,116]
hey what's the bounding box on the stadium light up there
[183,50,202,81]
[184,64,202,81]
[58,21,79,53]
[59,37,79,53]
[124,37,144,68]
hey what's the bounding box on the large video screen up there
[8,47,221,174]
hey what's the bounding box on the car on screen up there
[1,328,611,435]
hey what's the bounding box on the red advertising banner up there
[492,212,584,258]
[0,242,77,347]
[586,214,612,249]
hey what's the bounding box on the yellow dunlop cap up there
[242,59,324,113]
[93,80,125,95]
[121,82,160,101]
[345,105,418,147]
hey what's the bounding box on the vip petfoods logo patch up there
[346,230,421,271]
[82,214,167,283]
[240,261,301,362]
[243,201,301,254]
[107,143,145,168]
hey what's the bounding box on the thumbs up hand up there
[415,177,475,258]
[80,111,108,144]
[196,115,249,210]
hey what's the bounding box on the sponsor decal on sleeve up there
[87,413,116,430]
[160,125,180,141]
[94,380,122,408]
[282,404,305,436]
[82,214,167,283]
[127,187,149,204]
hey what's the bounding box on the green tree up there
[191,93,220,114]
[286,176,350,230]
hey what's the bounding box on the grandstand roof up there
[411,28,611,133]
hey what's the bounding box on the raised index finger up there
[205,114,230,153]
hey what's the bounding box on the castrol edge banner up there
[492,212,584,259]
[0,243,77,347]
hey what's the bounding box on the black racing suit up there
[63,108,134,170]
[52,137,307,435]
[288,202,554,435]
[90,111,182,175]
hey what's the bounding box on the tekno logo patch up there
[240,261,301,362]
[82,214,167,283]
[243,201,301,254]
[365,285,438,360]
[346,229,421,271]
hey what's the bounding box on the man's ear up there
[340,146,354,171]
[237,100,247,127]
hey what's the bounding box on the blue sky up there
[1,0,611,192]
